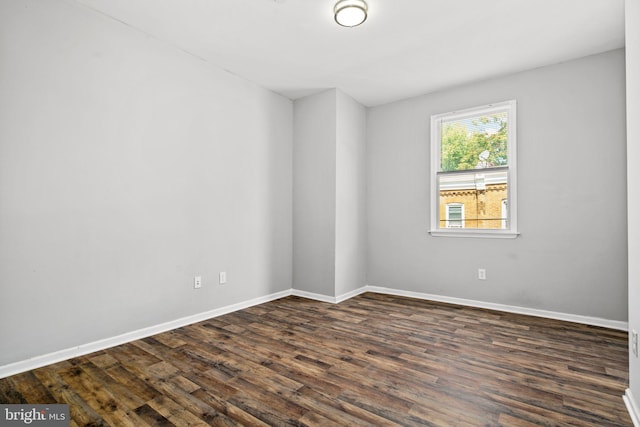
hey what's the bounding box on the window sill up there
[429,230,520,239]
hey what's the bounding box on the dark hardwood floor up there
[0,293,632,426]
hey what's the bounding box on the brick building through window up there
[438,170,508,229]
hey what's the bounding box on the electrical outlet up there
[194,276,202,289]
[219,272,227,284]
[633,330,638,358]
[478,268,486,280]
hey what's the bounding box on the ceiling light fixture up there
[334,0,368,27]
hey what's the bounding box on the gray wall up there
[293,89,367,298]
[0,0,628,372]
[0,0,293,366]
[335,91,367,297]
[626,0,640,411]
[293,90,337,296]
[367,49,628,321]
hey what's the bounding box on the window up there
[446,203,464,228]
[430,100,518,238]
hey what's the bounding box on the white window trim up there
[429,100,519,238]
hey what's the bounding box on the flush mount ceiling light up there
[334,0,368,27]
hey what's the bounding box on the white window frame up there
[445,203,465,228]
[429,100,518,238]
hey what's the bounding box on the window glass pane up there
[438,170,508,229]
[448,205,462,220]
[440,111,508,172]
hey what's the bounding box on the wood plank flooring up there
[0,293,632,426]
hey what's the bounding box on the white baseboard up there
[291,289,337,303]
[336,287,369,303]
[0,289,291,380]
[291,287,368,304]
[0,285,628,379]
[290,285,627,330]
[625,389,640,427]
[365,286,629,331]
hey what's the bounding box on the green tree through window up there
[441,113,508,172]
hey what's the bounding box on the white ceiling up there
[73,0,625,107]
